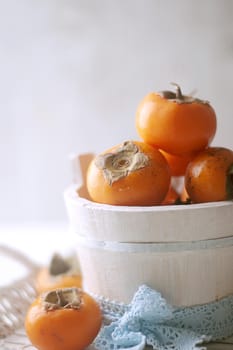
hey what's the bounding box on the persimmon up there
[185,147,233,203]
[25,287,102,350]
[180,185,190,203]
[136,83,217,156]
[160,149,196,176]
[86,140,171,206]
[35,253,82,294]
[161,185,179,205]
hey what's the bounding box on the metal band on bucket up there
[76,234,233,253]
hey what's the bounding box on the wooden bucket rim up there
[64,185,233,213]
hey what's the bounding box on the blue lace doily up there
[94,284,233,350]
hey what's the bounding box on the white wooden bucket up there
[64,154,233,307]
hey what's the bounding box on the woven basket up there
[0,245,100,350]
[0,245,38,349]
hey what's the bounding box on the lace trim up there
[94,285,233,350]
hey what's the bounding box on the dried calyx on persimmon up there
[94,141,149,185]
[86,140,171,206]
[25,287,102,350]
[35,253,82,294]
[49,253,71,275]
[42,287,83,311]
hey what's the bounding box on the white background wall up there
[1,0,233,223]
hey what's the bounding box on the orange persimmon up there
[35,253,82,294]
[136,83,217,156]
[185,147,233,203]
[160,150,196,176]
[180,185,190,203]
[25,287,102,350]
[86,140,171,206]
[161,185,179,205]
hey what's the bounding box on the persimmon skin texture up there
[136,93,217,156]
[86,141,171,206]
[25,291,102,350]
[185,147,233,203]
[35,267,82,294]
[180,185,190,203]
[161,185,179,205]
[160,150,196,176]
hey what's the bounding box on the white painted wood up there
[64,154,233,243]
[64,154,233,307]
[76,240,233,306]
[64,185,233,243]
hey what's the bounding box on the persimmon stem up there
[159,84,209,105]
[171,82,183,100]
